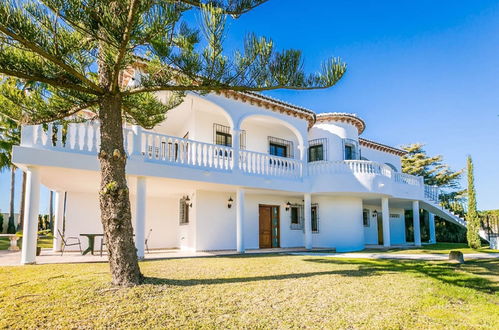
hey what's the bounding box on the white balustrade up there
[20,124,432,186]
[394,172,423,186]
[20,123,135,156]
[308,160,395,178]
[239,150,302,179]
[141,131,233,171]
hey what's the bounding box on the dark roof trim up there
[359,138,407,156]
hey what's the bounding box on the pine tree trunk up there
[98,94,142,286]
[18,171,26,231]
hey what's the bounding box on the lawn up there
[364,242,498,254]
[0,255,497,328]
[0,234,53,250]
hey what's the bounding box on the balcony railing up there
[424,185,440,202]
[239,150,302,179]
[141,130,234,171]
[20,122,104,155]
[20,123,425,187]
[308,160,393,178]
[395,172,424,186]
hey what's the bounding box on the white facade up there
[12,91,467,262]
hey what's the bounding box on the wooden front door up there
[377,213,384,245]
[259,205,280,248]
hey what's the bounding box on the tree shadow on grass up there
[303,258,498,295]
[143,267,375,286]
[143,257,497,295]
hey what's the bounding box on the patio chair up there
[58,229,82,256]
[145,229,152,253]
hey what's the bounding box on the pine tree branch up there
[179,0,269,16]
[21,101,98,125]
[0,68,100,95]
[111,0,140,93]
[124,83,332,95]
[0,24,103,94]
[41,2,118,48]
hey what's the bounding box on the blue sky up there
[1,0,498,213]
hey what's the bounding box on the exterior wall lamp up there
[285,201,291,211]
[227,197,233,209]
[372,210,378,218]
[185,195,192,208]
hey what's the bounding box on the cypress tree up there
[466,155,481,249]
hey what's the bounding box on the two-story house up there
[13,90,468,263]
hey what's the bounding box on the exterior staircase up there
[423,185,488,242]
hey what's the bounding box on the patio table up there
[0,234,20,251]
[79,234,103,255]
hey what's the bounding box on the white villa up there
[13,89,468,264]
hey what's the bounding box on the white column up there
[135,176,147,259]
[236,187,245,253]
[232,128,241,173]
[381,197,390,247]
[429,212,436,244]
[304,193,312,249]
[52,190,65,252]
[413,200,421,247]
[298,142,309,177]
[20,167,41,265]
[131,125,143,159]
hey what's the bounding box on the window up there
[308,138,327,162]
[270,143,287,157]
[311,204,319,233]
[213,124,246,149]
[291,207,300,224]
[345,145,354,160]
[268,136,293,158]
[363,209,370,227]
[309,145,323,162]
[343,139,359,160]
[215,131,232,147]
[290,205,304,230]
[179,197,190,225]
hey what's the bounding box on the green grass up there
[364,242,498,254]
[0,234,53,250]
[0,255,498,328]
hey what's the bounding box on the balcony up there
[18,123,426,197]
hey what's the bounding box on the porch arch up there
[237,114,306,159]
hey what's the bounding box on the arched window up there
[385,163,398,172]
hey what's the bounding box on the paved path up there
[290,252,499,261]
[1,249,498,266]
[0,247,314,266]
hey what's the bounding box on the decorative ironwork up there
[308,138,328,162]
[363,209,370,227]
[268,136,294,158]
[311,203,319,233]
[179,197,190,225]
[213,124,246,149]
[290,204,304,230]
